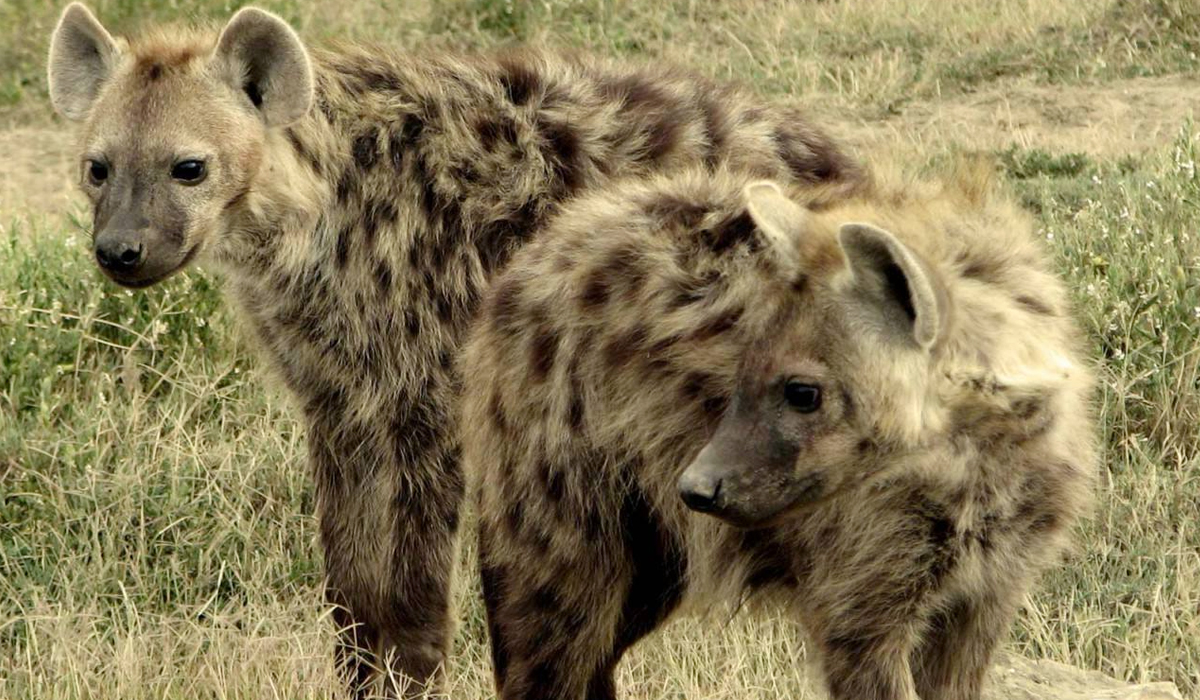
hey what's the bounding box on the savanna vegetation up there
[1,0,1198,697]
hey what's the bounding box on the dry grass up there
[1,0,1199,698]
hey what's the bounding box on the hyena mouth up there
[107,244,201,289]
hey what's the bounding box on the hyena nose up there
[95,238,145,274]
[678,472,723,513]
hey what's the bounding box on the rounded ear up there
[743,181,808,276]
[48,3,120,121]
[838,222,950,350]
[212,7,313,127]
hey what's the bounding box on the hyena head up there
[47,3,313,287]
[679,181,951,527]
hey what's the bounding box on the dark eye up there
[783,381,822,413]
[87,160,109,185]
[171,160,207,184]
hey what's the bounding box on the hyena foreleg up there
[910,588,1023,700]
[311,409,462,699]
[479,475,685,700]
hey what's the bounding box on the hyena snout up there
[94,234,145,276]
[680,432,826,527]
[677,460,723,514]
[92,218,194,288]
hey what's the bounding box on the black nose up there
[678,473,722,513]
[95,239,145,274]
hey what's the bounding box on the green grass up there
[2,0,1199,698]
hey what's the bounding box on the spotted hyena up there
[46,4,864,695]
[462,164,1096,699]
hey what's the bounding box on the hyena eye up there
[171,160,207,184]
[783,381,822,413]
[87,160,109,185]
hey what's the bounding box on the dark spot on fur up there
[689,306,743,342]
[773,121,844,183]
[387,131,406,171]
[698,93,729,169]
[335,169,357,205]
[906,496,958,586]
[286,127,323,175]
[506,499,525,535]
[824,632,872,661]
[962,258,999,281]
[352,129,379,170]
[604,245,646,299]
[529,325,560,382]
[497,57,541,106]
[434,288,456,323]
[146,63,163,81]
[404,309,421,337]
[538,116,585,196]
[478,116,520,151]
[682,372,716,401]
[603,74,668,112]
[579,268,611,310]
[362,199,398,248]
[703,211,758,254]
[333,225,350,270]
[1015,294,1054,316]
[529,585,562,614]
[353,65,402,92]
[566,391,584,433]
[701,394,728,416]
[374,261,393,294]
[399,113,426,150]
[644,194,709,229]
[222,187,249,213]
[477,199,539,273]
[492,277,524,330]
[315,92,336,123]
[645,113,683,164]
[527,660,560,695]
[540,461,566,503]
[490,392,508,434]
[603,324,649,369]
[739,529,798,590]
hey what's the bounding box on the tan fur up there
[462,163,1095,700]
[48,5,866,697]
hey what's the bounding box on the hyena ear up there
[212,7,313,127]
[743,181,807,276]
[48,3,120,121]
[838,222,949,350]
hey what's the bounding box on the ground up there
[1,0,1198,698]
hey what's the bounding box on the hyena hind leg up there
[480,484,686,700]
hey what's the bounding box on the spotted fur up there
[48,5,865,697]
[462,164,1096,700]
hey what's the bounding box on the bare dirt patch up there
[840,75,1200,158]
[0,124,82,232]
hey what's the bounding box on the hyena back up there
[46,4,863,696]
[462,165,1095,700]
